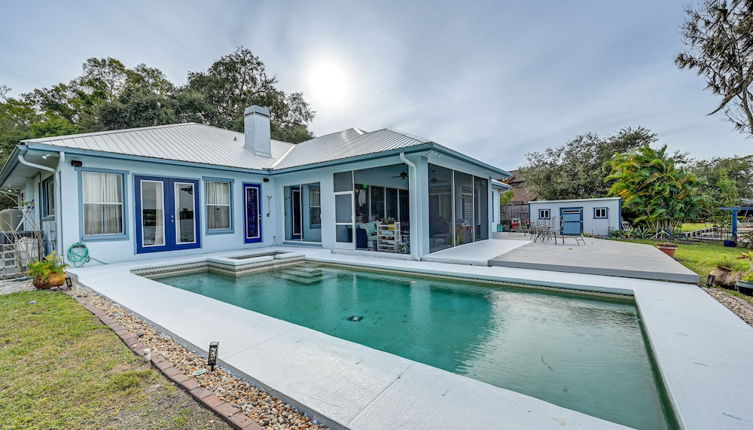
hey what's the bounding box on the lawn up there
[679,222,714,232]
[619,239,753,307]
[619,239,749,278]
[0,290,231,430]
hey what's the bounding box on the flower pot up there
[33,272,66,289]
[656,243,677,258]
[737,280,753,295]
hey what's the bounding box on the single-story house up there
[0,106,511,264]
[528,197,621,236]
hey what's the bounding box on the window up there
[594,207,608,219]
[539,209,551,219]
[82,171,124,236]
[41,176,55,218]
[309,186,321,228]
[206,180,232,232]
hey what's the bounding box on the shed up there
[528,197,621,236]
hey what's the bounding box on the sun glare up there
[306,58,351,109]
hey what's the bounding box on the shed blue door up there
[560,207,583,235]
[135,176,201,253]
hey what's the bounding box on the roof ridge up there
[22,122,198,143]
[380,127,431,143]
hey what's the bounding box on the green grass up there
[679,223,714,232]
[0,291,230,430]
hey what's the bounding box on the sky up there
[1,0,750,170]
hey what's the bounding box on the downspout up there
[399,152,420,260]
[18,151,65,257]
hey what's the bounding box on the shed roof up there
[529,197,621,205]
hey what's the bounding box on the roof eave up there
[24,142,272,175]
[429,143,512,178]
[0,145,24,190]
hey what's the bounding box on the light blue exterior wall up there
[16,148,502,264]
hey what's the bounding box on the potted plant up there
[27,252,68,289]
[656,242,678,258]
[737,273,753,295]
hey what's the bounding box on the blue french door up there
[135,176,201,253]
[244,183,262,243]
[560,207,583,235]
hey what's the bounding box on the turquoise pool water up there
[155,263,675,429]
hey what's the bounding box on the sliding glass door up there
[284,183,321,243]
[135,176,200,253]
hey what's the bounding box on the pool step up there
[283,267,324,278]
[273,266,328,285]
[273,272,323,285]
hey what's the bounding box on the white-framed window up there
[309,186,321,228]
[82,171,125,236]
[539,209,551,219]
[594,207,608,219]
[206,180,232,232]
[41,176,55,218]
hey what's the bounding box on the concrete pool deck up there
[422,237,699,284]
[69,247,753,429]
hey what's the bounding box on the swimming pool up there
[153,262,675,429]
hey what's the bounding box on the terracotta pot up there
[656,244,677,258]
[33,272,66,289]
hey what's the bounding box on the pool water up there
[154,263,675,429]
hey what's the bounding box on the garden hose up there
[66,242,107,268]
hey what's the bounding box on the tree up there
[187,47,315,142]
[0,47,316,164]
[605,145,703,235]
[676,0,753,136]
[690,155,753,200]
[520,127,657,200]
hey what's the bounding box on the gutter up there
[399,152,420,260]
[18,150,66,257]
[26,141,512,179]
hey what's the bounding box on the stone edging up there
[69,291,264,430]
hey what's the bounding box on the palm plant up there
[605,145,702,238]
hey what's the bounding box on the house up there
[528,197,622,236]
[0,106,511,264]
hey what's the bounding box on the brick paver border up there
[69,292,264,430]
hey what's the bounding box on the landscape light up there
[65,277,73,289]
[706,274,715,287]
[207,341,219,371]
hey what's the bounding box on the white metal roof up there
[273,128,429,170]
[23,123,294,170]
[19,122,507,176]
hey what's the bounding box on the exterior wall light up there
[207,341,219,371]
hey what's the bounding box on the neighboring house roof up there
[5,122,510,184]
[504,169,537,203]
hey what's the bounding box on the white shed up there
[528,197,621,236]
